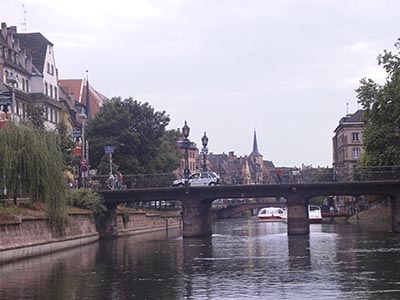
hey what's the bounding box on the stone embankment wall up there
[0,211,181,263]
[116,211,181,236]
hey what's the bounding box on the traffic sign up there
[72,129,81,138]
[0,100,11,106]
[80,158,87,165]
[80,165,88,173]
[104,146,114,154]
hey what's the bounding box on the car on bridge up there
[172,171,221,187]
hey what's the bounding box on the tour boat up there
[257,207,286,222]
[282,205,323,223]
[308,205,323,223]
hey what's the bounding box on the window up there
[352,148,360,159]
[47,63,50,73]
[50,84,53,98]
[352,132,360,142]
[54,87,57,99]
[45,82,48,95]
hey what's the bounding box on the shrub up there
[66,188,107,213]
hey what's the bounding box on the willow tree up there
[0,123,67,227]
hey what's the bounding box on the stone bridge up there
[99,180,400,238]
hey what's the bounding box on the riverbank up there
[0,204,181,263]
[347,206,391,224]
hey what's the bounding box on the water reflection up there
[1,220,400,299]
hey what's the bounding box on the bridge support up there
[287,196,309,236]
[97,204,118,238]
[391,196,400,233]
[182,198,212,237]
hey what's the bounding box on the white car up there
[172,172,220,187]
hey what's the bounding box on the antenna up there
[346,102,349,115]
[22,4,27,32]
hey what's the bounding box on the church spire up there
[249,129,262,157]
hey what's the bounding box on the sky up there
[1,0,398,167]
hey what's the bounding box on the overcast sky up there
[1,0,398,167]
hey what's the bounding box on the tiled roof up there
[59,79,108,118]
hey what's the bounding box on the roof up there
[15,32,53,74]
[249,129,262,157]
[59,79,108,118]
[334,109,365,132]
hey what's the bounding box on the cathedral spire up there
[249,129,262,157]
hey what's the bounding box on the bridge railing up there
[90,173,176,190]
[90,165,400,190]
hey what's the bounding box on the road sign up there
[80,158,87,165]
[80,165,88,173]
[72,130,81,138]
[0,100,11,106]
[0,90,11,97]
[104,146,114,154]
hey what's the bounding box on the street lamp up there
[201,131,208,171]
[182,121,190,186]
[6,74,18,122]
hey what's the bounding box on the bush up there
[66,188,107,213]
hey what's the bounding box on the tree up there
[0,123,67,227]
[86,97,180,175]
[356,38,400,166]
[55,123,77,167]
[26,103,46,130]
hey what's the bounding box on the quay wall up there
[115,211,181,236]
[0,211,181,263]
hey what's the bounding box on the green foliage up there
[25,104,46,130]
[312,167,334,182]
[66,188,106,213]
[356,38,400,166]
[0,123,67,227]
[55,123,77,167]
[86,97,180,175]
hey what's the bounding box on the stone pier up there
[286,196,309,236]
[182,198,212,238]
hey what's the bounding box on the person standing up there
[116,171,123,189]
[276,169,282,184]
[108,173,115,189]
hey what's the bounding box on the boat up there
[282,205,323,223]
[308,205,323,223]
[257,207,286,222]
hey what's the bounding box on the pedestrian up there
[116,171,123,189]
[108,173,115,189]
[276,169,282,184]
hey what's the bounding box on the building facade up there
[332,110,366,181]
[207,130,276,185]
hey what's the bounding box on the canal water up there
[1,218,400,300]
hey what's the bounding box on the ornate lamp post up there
[182,121,190,186]
[201,132,208,171]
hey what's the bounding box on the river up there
[1,218,400,300]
